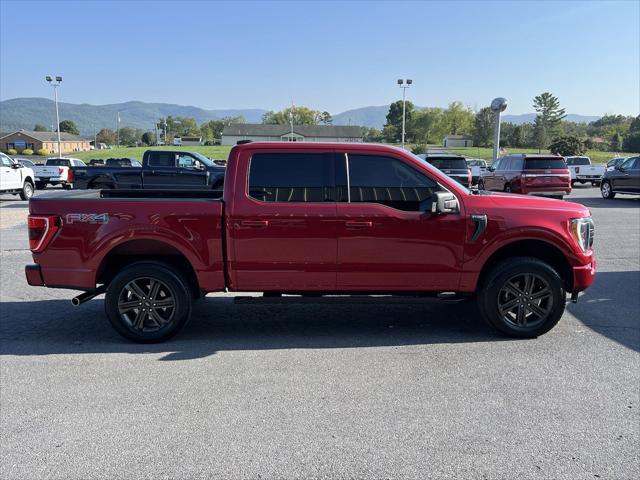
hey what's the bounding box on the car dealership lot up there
[1,188,638,479]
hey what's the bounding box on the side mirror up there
[615,165,623,171]
[487,166,495,172]
[11,163,22,169]
[431,191,459,214]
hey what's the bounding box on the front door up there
[175,153,208,187]
[228,150,338,291]
[336,152,467,291]
[616,157,640,192]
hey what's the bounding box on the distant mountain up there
[0,97,602,134]
[332,105,394,129]
[0,98,268,136]
[502,113,600,125]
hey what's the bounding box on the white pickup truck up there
[0,152,35,200]
[565,156,605,186]
[32,157,84,189]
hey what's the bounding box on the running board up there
[233,294,467,305]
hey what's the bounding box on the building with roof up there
[0,129,92,154]
[443,135,473,148]
[221,123,363,145]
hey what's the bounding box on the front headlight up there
[570,217,595,253]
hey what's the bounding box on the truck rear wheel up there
[104,262,193,343]
[477,257,566,338]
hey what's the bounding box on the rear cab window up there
[45,159,71,167]
[424,157,467,170]
[248,152,334,202]
[566,157,591,166]
[524,158,568,170]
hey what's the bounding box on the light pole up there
[116,111,121,147]
[45,76,63,156]
[397,79,412,149]
[490,97,508,162]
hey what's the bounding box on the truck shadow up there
[1,272,637,360]
[573,195,640,209]
[0,298,510,360]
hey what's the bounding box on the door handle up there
[241,220,269,228]
[345,221,373,228]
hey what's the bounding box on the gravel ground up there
[1,186,638,479]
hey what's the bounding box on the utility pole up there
[116,112,120,147]
[490,98,508,162]
[45,76,63,156]
[397,79,412,149]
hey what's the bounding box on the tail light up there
[67,168,75,184]
[28,215,61,253]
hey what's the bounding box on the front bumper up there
[572,258,596,293]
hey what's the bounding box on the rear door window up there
[248,152,333,202]
[347,154,437,211]
[147,152,176,168]
[524,158,567,170]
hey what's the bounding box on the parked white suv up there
[0,152,35,200]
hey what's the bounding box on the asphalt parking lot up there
[1,186,638,479]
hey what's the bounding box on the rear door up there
[143,151,179,188]
[227,149,338,291]
[335,151,466,291]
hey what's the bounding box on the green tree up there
[532,92,566,147]
[362,127,383,142]
[262,106,321,125]
[548,135,586,156]
[158,116,200,138]
[96,128,117,145]
[58,120,79,135]
[383,100,414,143]
[33,124,48,131]
[622,132,640,152]
[532,117,547,153]
[200,116,245,142]
[318,111,333,125]
[611,133,623,151]
[118,127,138,146]
[442,101,474,135]
[629,115,640,133]
[411,107,445,144]
[141,131,156,146]
[472,107,494,147]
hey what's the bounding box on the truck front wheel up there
[477,257,566,338]
[104,262,193,343]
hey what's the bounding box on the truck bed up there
[29,190,226,292]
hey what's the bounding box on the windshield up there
[191,152,214,166]
[524,158,567,170]
[46,159,71,166]
[412,153,470,193]
[424,157,468,170]
[566,157,590,166]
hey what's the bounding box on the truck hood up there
[479,191,591,217]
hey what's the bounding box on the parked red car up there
[25,142,595,342]
[478,154,571,199]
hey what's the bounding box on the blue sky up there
[1,0,638,115]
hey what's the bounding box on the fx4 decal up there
[65,213,109,224]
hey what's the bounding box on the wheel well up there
[478,240,573,290]
[97,240,200,297]
[89,177,114,188]
[24,176,34,185]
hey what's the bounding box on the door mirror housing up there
[487,166,495,172]
[431,191,459,214]
[615,165,624,171]
[10,163,22,169]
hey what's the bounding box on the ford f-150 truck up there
[565,156,605,186]
[71,150,225,190]
[25,142,596,343]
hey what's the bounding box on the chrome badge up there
[65,213,109,224]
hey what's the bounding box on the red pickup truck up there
[25,142,596,342]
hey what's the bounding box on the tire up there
[601,181,616,199]
[477,257,566,338]
[62,184,72,190]
[478,180,485,190]
[19,180,34,200]
[504,184,512,193]
[552,195,563,200]
[571,180,576,187]
[35,181,46,190]
[104,262,193,343]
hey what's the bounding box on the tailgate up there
[524,169,571,187]
[34,166,61,178]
